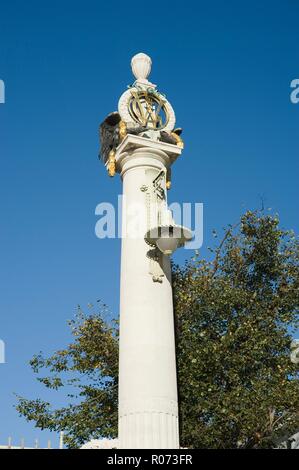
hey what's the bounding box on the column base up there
[119,412,179,449]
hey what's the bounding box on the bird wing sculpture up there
[99,112,122,164]
[99,112,150,164]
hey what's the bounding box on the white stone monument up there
[99,53,192,449]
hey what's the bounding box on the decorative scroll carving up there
[142,169,169,282]
[153,170,166,200]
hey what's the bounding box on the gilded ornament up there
[119,120,127,141]
[170,131,184,149]
[107,149,116,177]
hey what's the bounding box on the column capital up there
[114,135,181,177]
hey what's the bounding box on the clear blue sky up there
[0,0,298,448]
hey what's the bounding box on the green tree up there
[17,211,299,448]
[17,307,119,448]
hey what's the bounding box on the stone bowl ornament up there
[131,52,152,83]
[145,210,193,256]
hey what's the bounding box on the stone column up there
[116,136,181,449]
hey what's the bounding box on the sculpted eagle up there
[99,112,146,164]
[99,112,184,165]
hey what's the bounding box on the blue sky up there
[0,0,298,448]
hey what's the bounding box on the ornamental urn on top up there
[131,52,152,83]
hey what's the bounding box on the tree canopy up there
[17,211,299,448]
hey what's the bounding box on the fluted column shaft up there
[117,146,179,449]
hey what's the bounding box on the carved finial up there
[131,53,152,83]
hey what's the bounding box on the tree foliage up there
[17,308,119,448]
[17,211,299,448]
[174,211,299,448]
